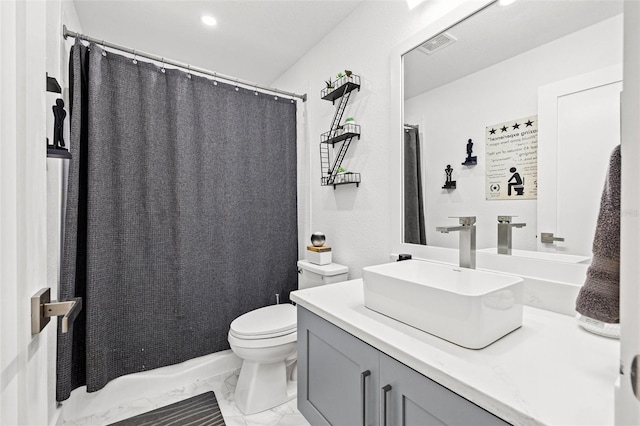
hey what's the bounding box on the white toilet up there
[228,260,348,414]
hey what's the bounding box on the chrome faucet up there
[497,216,526,255]
[436,216,476,269]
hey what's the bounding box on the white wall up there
[273,0,466,278]
[404,15,623,250]
[1,1,81,425]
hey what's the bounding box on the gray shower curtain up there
[57,40,298,401]
[404,127,426,245]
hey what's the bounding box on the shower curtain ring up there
[101,40,107,56]
[235,78,239,91]
[254,83,259,96]
[161,58,166,73]
[132,49,138,64]
[187,64,192,79]
[213,72,218,85]
[274,89,279,100]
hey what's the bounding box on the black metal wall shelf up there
[321,75,361,104]
[319,74,362,190]
[47,148,72,159]
[321,172,361,189]
[320,124,361,145]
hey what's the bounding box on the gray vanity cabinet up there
[298,307,380,426]
[379,353,510,426]
[298,307,509,426]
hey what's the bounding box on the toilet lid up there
[230,304,296,338]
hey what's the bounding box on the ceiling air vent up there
[417,32,457,55]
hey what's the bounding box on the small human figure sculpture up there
[508,166,525,196]
[462,138,477,165]
[442,165,456,189]
[52,99,67,149]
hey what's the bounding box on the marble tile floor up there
[63,369,311,426]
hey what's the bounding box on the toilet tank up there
[297,260,348,289]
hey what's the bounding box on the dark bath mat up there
[109,391,225,426]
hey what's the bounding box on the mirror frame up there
[389,0,494,259]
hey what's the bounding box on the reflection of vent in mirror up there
[417,32,457,55]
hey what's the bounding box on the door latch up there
[540,232,565,244]
[632,355,640,401]
[31,288,82,335]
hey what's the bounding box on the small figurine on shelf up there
[47,98,72,159]
[442,165,456,189]
[461,138,477,166]
[52,99,67,149]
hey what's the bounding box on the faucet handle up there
[449,216,476,226]
[498,215,515,223]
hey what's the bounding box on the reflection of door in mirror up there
[404,125,426,244]
[402,0,623,257]
[538,66,622,256]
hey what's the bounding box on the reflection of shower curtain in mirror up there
[404,127,426,244]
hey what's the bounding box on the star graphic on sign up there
[501,126,508,132]
[512,122,520,130]
[525,120,534,127]
[489,128,496,135]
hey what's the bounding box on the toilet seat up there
[230,304,296,340]
[228,329,297,349]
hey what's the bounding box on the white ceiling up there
[404,0,624,99]
[71,0,364,86]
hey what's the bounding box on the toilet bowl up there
[228,260,348,414]
[228,304,297,415]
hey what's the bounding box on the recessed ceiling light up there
[201,15,217,27]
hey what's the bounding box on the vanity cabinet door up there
[298,307,380,426]
[379,353,509,426]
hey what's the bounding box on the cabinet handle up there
[361,370,371,426]
[381,384,392,426]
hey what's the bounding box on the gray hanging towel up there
[575,145,620,323]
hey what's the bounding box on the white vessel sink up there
[362,260,523,349]
[478,248,590,264]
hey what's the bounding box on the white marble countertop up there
[290,279,619,426]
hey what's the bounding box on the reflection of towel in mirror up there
[575,145,620,323]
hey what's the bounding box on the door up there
[379,353,508,426]
[617,2,640,424]
[538,65,622,255]
[0,1,56,424]
[297,307,380,426]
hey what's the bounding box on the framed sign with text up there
[485,115,537,200]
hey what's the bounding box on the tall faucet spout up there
[435,217,476,269]
[497,216,526,255]
[436,225,467,233]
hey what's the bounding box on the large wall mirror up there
[401,0,623,262]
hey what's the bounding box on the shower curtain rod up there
[62,25,307,102]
